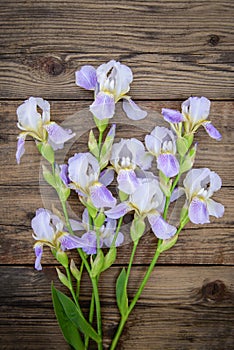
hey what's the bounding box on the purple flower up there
[75,60,147,120]
[16,97,75,163]
[100,218,124,248]
[105,178,177,239]
[67,152,116,208]
[110,138,153,194]
[183,168,224,224]
[145,126,179,178]
[31,209,81,270]
[162,96,221,141]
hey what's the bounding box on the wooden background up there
[0,0,234,349]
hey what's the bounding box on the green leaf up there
[38,142,55,164]
[51,283,85,350]
[88,129,99,158]
[176,137,189,157]
[102,247,116,272]
[53,286,101,344]
[157,234,178,253]
[42,165,57,188]
[116,268,128,316]
[91,249,104,278]
[56,268,71,289]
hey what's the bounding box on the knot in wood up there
[41,57,64,76]
[201,280,226,301]
[208,34,220,46]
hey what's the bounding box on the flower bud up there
[102,247,117,272]
[70,259,81,281]
[90,250,104,278]
[94,212,106,228]
[56,267,70,289]
[56,250,69,268]
[88,129,99,158]
[130,217,146,242]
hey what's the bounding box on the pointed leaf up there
[51,283,85,350]
[54,286,101,343]
[116,268,128,316]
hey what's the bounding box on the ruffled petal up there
[59,164,70,186]
[148,214,177,239]
[188,197,209,224]
[122,98,147,120]
[45,122,75,150]
[206,199,225,218]
[90,92,115,120]
[117,169,139,195]
[182,96,210,124]
[17,97,43,132]
[31,209,54,242]
[99,168,115,186]
[105,202,131,219]
[104,231,124,248]
[161,108,184,123]
[157,153,180,178]
[203,122,222,141]
[16,136,26,164]
[75,65,97,90]
[90,183,116,208]
[34,244,43,271]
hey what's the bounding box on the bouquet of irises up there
[16,60,224,349]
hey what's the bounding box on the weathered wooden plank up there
[0,266,233,349]
[0,0,233,55]
[0,53,233,100]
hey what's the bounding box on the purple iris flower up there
[105,178,177,240]
[67,152,116,209]
[31,209,83,270]
[110,138,153,194]
[162,97,221,141]
[145,126,179,178]
[16,97,75,163]
[183,168,224,224]
[75,60,147,120]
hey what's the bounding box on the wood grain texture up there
[0,266,234,349]
[0,53,234,100]
[0,0,233,348]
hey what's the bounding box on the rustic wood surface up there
[0,0,233,349]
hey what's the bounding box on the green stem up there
[91,277,103,350]
[163,172,181,219]
[84,291,95,349]
[76,260,84,298]
[110,245,161,350]
[65,266,80,309]
[125,239,139,287]
[111,216,123,247]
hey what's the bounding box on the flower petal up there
[170,187,185,202]
[157,154,180,178]
[188,197,209,224]
[90,92,115,120]
[16,136,26,164]
[75,65,97,90]
[104,231,124,248]
[203,122,222,141]
[34,244,43,271]
[80,232,97,255]
[148,214,177,239]
[117,169,139,195]
[105,202,131,219]
[122,98,147,120]
[45,122,75,150]
[182,96,210,124]
[99,168,115,186]
[90,183,116,208]
[206,199,224,218]
[59,164,70,186]
[161,108,184,123]
[31,209,54,242]
[69,219,85,231]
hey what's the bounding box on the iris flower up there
[145,126,179,178]
[105,178,177,239]
[162,96,221,140]
[31,209,83,270]
[75,60,147,120]
[183,168,225,224]
[110,138,152,194]
[62,152,116,209]
[16,97,75,163]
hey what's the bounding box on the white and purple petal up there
[34,243,43,271]
[90,183,116,208]
[105,202,131,219]
[161,108,184,123]
[157,153,180,178]
[148,214,177,239]
[31,208,54,242]
[203,122,222,141]
[75,65,97,90]
[16,136,26,164]
[60,164,70,186]
[117,169,139,195]
[90,92,115,120]
[206,199,224,218]
[45,122,75,150]
[188,197,209,224]
[99,168,115,186]
[122,98,147,120]
[182,97,210,124]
